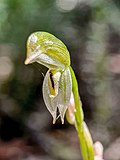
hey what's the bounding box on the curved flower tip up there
[43,68,72,124]
[52,111,57,124]
[53,117,56,124]
[25,32,70,70]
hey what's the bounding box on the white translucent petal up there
[37,53,65,70]
[43,68,72,124]
[57,67,72,123]
[42,70,58,123]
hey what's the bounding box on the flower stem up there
[69,66,94,160]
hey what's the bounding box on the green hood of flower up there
[25,32,70,70]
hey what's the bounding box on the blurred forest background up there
[0,0,120,160]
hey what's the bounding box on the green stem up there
[69,66,94,160]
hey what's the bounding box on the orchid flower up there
[25,32,72,124]
[25,32,94,160]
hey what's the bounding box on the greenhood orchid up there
[25,32,72,124]
[25,32,94,160]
